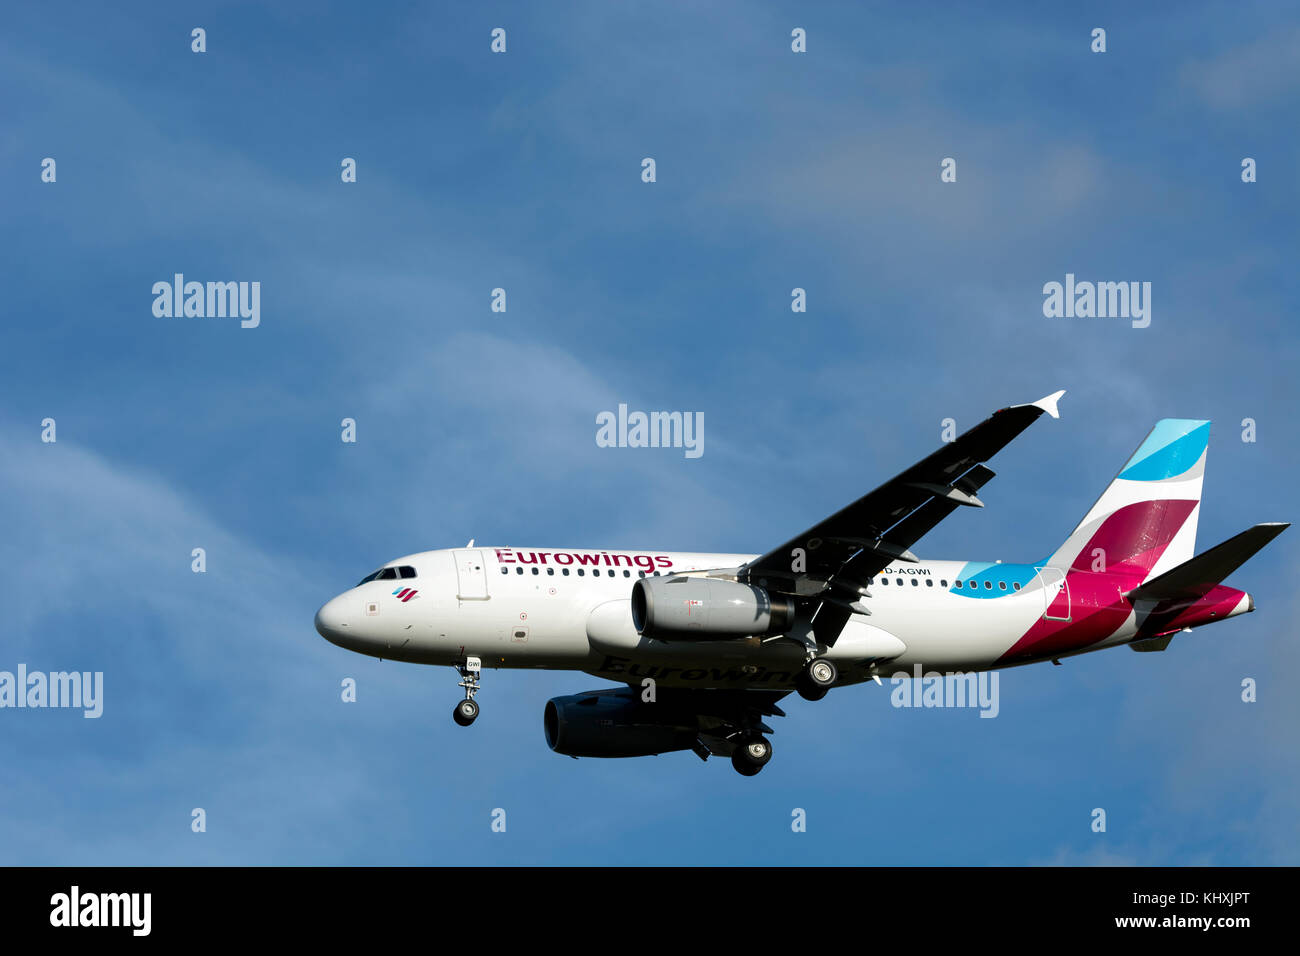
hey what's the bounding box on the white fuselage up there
[313,545,1145,689]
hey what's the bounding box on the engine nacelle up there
[544,691,697,758]
[630,575,792,640]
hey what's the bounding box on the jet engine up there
[630,575,792,640]
[544,690,697,758]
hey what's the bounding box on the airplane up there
[315,391,1287,776]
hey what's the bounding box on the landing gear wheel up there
[452,656,482,727]
[452,698,479,726]
[741,735,772,767]
[796,658,837,701]
[731,735,772,776]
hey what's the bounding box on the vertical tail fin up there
[1045,419,1209,587]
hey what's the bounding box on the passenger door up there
[453,549,490,601]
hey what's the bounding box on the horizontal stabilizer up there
[1125,522,1289,604]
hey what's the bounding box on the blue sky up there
[1,1,1297,865]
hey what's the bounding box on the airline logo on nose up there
[392,588,419,602]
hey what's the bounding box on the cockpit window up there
[356,565,413,587]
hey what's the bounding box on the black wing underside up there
[737,391,1064,647]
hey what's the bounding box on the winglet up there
[1015,389,1065,419]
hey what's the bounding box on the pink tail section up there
[1060,498,1200,588]
[1046,419,1208,585]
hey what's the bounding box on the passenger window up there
[954,580,961,588]
[516,567,524,575]
[925,579,933,587]
[999,581,1007,590]
[623,570,630,577]
[500,567,508,575]
[912,579,919,586]
[577,569,585,576]
[638,570,646,578]
[896,579,903,586]
[940,580,948,587]
[547,568,555,576]
[532,567,539,575]
[880,578,888,586]
[984,581,992,589]
[1013,582,1021,590]
[562,568,570,576]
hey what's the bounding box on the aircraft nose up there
[314,595,351,646]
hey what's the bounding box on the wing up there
[738,390,1065,646]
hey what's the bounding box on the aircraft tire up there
[731,735,772,775]
[453,698,480,726]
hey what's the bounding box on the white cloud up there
[1181,27,1300,110]
[0,426,411,862]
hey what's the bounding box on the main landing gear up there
[795,657,838,702]
[730,734,773,776]
[452,657,481,726]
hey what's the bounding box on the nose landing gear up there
[453,698,479,726]
[452,657,482,726]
